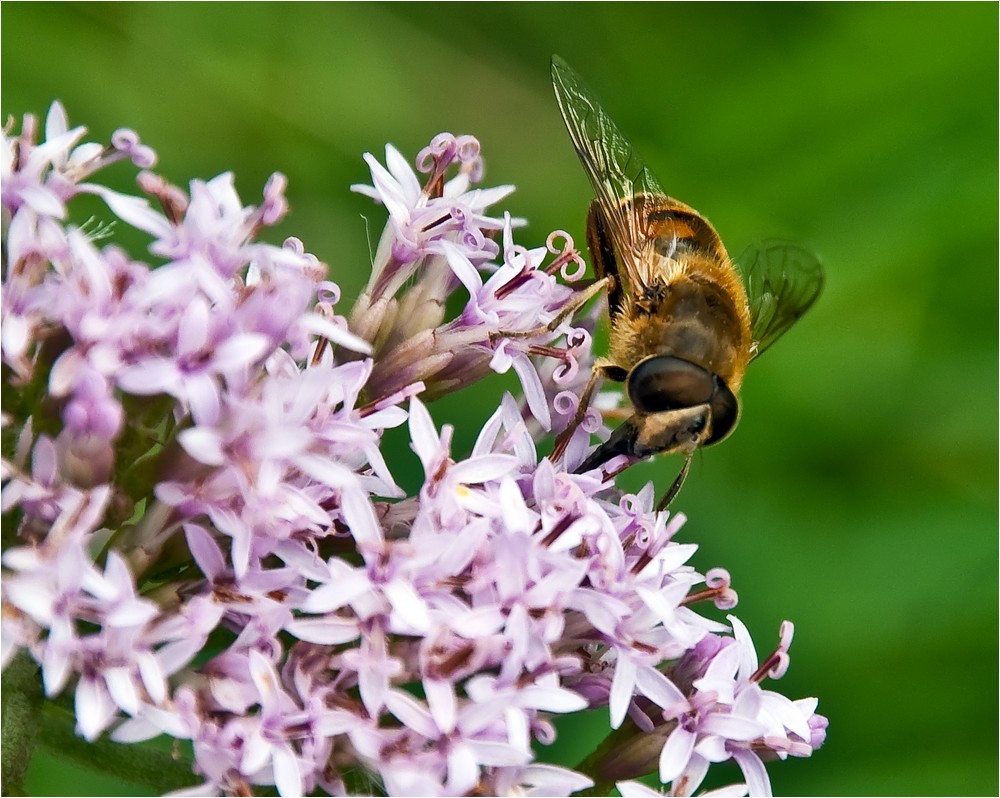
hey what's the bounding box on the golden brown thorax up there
[607,199,753,391]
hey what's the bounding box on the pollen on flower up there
[0,104,825,798]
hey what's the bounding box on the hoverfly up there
[549,56,823,507]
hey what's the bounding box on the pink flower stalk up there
[1,103,825,797]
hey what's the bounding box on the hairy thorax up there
[610,250,752,390]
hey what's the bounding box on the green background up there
[3,3,996,796]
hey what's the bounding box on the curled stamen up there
[260,172,289,226]
[581,407,603,434]
[552,354,580,385]
[681,568,738,609]
[462,227,486,252]
[417,133,468,196]
[316,281,341,305]
[619,494,642,515]
[111,128,157,169]
[552,390,578,420]
[418,133,459,171]
[546,230,573,254]
[628,512,685,575]
[705,567,731,589]
[751,620,794,682]
[629,522,652,551]
[525,345,580,385]
[544,230,586,281]
[454,135,480,164]
[564,327,590,351]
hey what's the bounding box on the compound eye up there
[627,356,715,414]
[705,378,739,445]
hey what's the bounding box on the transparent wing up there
[737,239,824,359]
[551,55,663,292]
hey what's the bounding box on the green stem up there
[1,653,43,796]
[573,721,636,796]
[574,716,673,796]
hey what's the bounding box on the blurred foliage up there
[3,3,997,796]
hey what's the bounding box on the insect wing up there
[738,239,824,358]
[551,55,662,291]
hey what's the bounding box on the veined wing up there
[737,239,824,358]
[551,55,664,293]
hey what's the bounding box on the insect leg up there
[655,455,692,512]
[549,201,628,464]
[488,274,614,344]
[586,199,624,320]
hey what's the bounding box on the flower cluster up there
[1,104,826,797]
[347,134,598,434]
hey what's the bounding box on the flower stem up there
[573,721,637,796]
[1,652,42,795]
[574,716,674,796]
